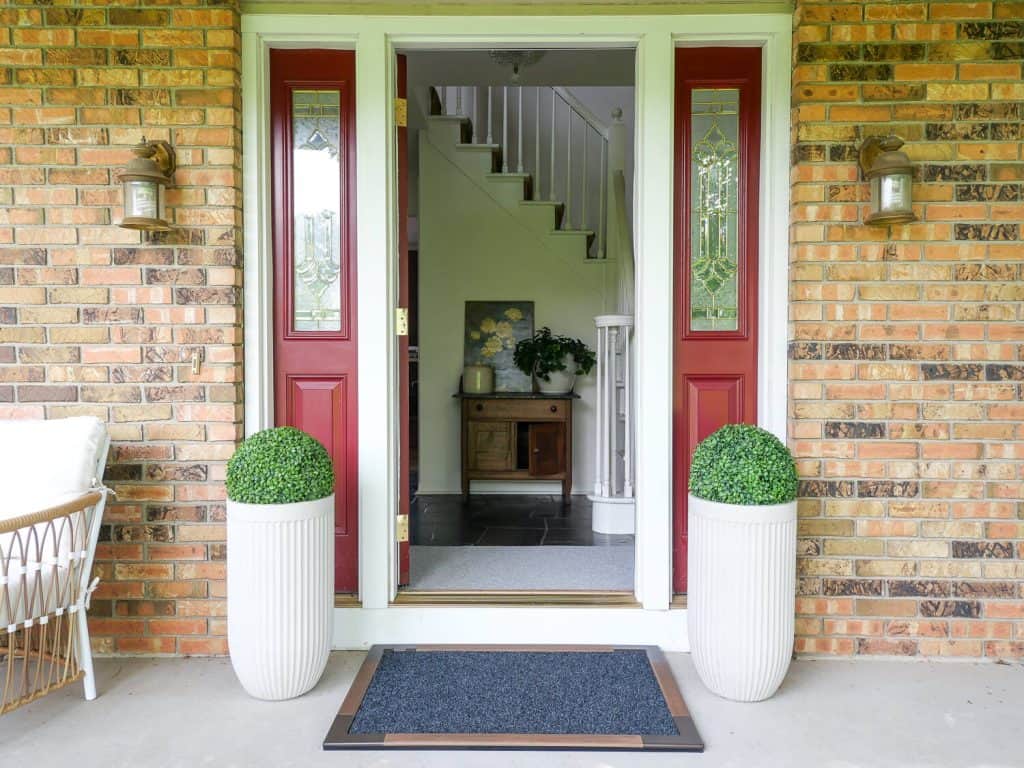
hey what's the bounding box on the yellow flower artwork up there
[464,300,534,392]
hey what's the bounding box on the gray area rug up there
[409,545,634,591]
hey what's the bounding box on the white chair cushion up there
[0,417,107,522]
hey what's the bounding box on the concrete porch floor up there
[1,653,1020,768]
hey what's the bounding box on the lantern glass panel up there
[124,179,159,220]
[879,172,912,215]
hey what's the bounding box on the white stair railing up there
[590,314,635,535]
[433,84,611,259]
[594,314,634,499]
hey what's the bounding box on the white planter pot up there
[227,494,334,700]
[536,354,575,394]
[687,494,796,702]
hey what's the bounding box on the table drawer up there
[464,398,569,421]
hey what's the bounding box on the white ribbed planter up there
[687,494,796,702]
[227,495,334,701]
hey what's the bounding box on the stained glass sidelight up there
[292,90,343,331]
[689,88,740,332]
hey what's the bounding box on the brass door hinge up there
[396,513,409,543]
[394,97,408,128]
[395,307,409,337]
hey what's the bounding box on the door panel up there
[529,423,565,477]
[287,376,350,534]
[271,49,358,594]
[673,47,761,594]
[468,422,516,472]
[685,376,743,459]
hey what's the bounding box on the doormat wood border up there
[322,644,704,752]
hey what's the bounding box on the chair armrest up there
[0,490,105,535]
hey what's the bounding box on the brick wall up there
[791,0,1023,659]
[0,2,242,655]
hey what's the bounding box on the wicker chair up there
[0,417,110,714]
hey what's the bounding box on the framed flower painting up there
[463,301,535,392]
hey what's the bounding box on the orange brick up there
[929,2,992,19]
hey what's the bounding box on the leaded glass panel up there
[690,88,740,332]
[292,89,343,332]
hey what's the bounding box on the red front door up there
[673,47,762,594]
[270,50,359,593]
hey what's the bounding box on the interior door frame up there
[242,16,790,619]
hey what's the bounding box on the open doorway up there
[398,48,637,594]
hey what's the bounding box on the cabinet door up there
[529,423,565,477]
[468,421,515,471]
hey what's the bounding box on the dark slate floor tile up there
[475,527,546,546]
[409,494,632,548]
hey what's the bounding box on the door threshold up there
[392,590,639,607]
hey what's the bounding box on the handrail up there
[552,87,609,138]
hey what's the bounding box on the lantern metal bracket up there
[139,138,176,179]
[858,135,903,180]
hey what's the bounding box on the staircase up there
[429,85,626,262]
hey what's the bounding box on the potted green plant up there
[226,426,335,701]
[513,326,597,394]
[687,423,798,702]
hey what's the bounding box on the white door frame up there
[241,12,790,651]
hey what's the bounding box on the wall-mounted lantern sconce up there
[858,135,915,226]
[117,137,175,232]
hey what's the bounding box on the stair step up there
[550,228,596,246]
[454,143,501,172]
[427,114,473,143]
[485,172,530,181]
[455,143,499,152]
[520,200,565,230]
[484,172,532,203]
[550,227,598,253]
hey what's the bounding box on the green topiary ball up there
[689,423,798,506]
[226,426,335,504]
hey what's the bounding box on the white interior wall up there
[417,133,609,495]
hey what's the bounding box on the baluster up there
[598,325,606,495]
[565,107,573,229]
[486,87,493,145]
[594,325,605,497]
[516,86,524,174]
[606,327,614,495]
[502,86,509,173]
[534,88,541,200]
[439,86,446,115]
[623,324,633,497]
[581,128,589,250]
[473,87,479,143]
[456,85,462,116]
[549,90,556,202]
[597,140,607,259]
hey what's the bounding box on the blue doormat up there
[324,645,704,752]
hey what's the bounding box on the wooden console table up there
[457,392,577,502]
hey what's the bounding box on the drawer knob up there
[549,405,558,413]
[475,403,483,412]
